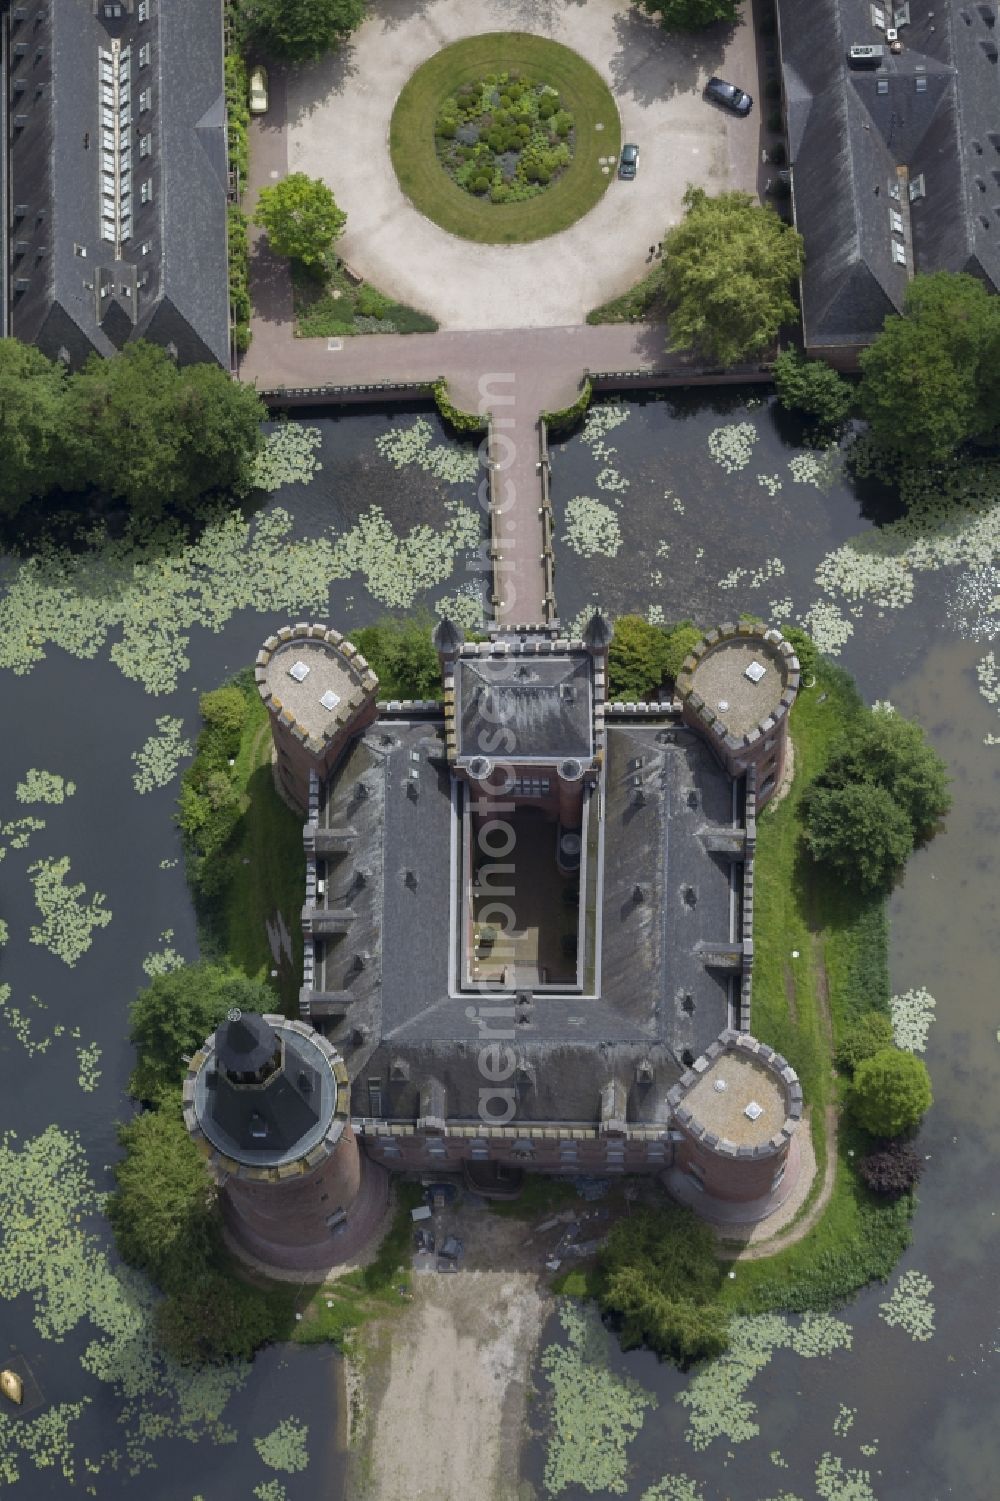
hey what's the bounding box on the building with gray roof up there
[1,0,229,367]
[777,0,1000,358]
[249,617,805,1227]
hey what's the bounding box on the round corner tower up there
[666,1030,803,1209]
[675,622,799,808]
[256,623,380,813]
[182,1012,378,1272]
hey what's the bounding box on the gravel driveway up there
[285,0,762,330]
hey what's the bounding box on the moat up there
[1,396,998,1499]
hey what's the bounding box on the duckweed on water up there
[758,473,783,496]
[142,929,186,978]
[254,1417,310,1473]
[640,1477,706,1500]
[435,582,487,633]
[16,769,76,804]
[562,497,623,558]
[788,451,840,490]
[541,1299,656,1495]
[815,1452,878,1500]
[250,425,323,490]
[0,918,6,945]
[833,1404,857,1437]
[708,422,756,474]
[28,856,112,966]
[677,1314,852,1452]
[0,500,479,694]
[1,815,46,856]
[254,1484,289,1501]
[76,1041,103,1093]
[890,987,936,1052]
[375,418,481,484]
[0,988,55,1057]
[799,601,855,656]
[596,465,630,494]
[0,1401,91,1487]
[878,1270,935,1342]
[719,558,785,591]
[947,565,1000,638]
[131,717,193,795]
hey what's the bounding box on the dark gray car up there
[618,143,639,180]
[704,77,753,116]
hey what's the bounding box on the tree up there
[661,621,704,682]
[857,1140,925,1198]
[0,339,68,518]
[608,614,674,699]
[599,1204,728,1364]
[638,0,740,27]
[803,780,913,892]
[198,685,250,757]
[852,1048,932,1137]
[235,0,366,62]
[772,349,853,432]
[816,706,950,844]
[661,188,804,366]
[155,1272,279,1364]
[254,173,347,267]
[354,615,441,700]
[60,342,264,516]
[779,623,819,682]
[835,1010,895,1075]
[859,272,1000,463]
[107,1108,220,1290]
[128,961,275,1102]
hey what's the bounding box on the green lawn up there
[389,34,621,244]
[222,693,304,1013]
[292,259,438,339]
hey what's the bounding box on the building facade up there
[1,0,229,367]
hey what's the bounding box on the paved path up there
[284,0,762,330]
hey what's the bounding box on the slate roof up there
[198,1024,332,1165]
[456,653,594,762]
[306,716,745,1128]
[5,0,228,367]
[778,0,1000,350]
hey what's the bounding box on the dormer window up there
[139,42,150,67]
[138,0,150,18]
[891,241,907,265]
[139,133,151,158]
[139,87,151,112]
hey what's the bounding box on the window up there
[891,241,907,265]
[512,777,550,797]
[890,209,904,233]
[73,242,87,258]
[871,4,886,28]
[139,87,151,111]
[139,42,150,66]
[889,178,900,200]
[915,75,927,93]
[367,1078,383,1116]
[139,133,151,158]
[908,173,926,201]
[140,179,152,204]
[877,78,889,94]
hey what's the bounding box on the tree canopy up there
[813,706,950,844]
[0,339,67,518]
[0,338,264,521]
[661,188,804,366]
[772,349,854,433]
[354,615,442,700]
[254,173,347,267]
[852,1048,933,1137]
[128,961,275,1103]
[607,615,700,700]
[637,0,740,27]
[108,1107,220,1291]
[236,0,367,62]
[599,1204,728,1364]
[803,780,914,893]
[859,272,1000,464]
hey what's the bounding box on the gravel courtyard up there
[284,0,762,330]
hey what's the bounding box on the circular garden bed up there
[389,33,622,244]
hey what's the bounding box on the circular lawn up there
[389,33,622,245]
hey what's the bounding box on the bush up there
[155,1272,280,1364]
[661,621,703,682]
[354,614,442,700]
[857,1141,925,1198]
[852,1048,933,1137]
[199,685,249,755]
[772,349,853,431]
[356,284,392,320]
[779,623,819,681]
[128,961,273,1103]
[608,615,674,700]
[599,1204,728,1365]
[835,1010,895,1076]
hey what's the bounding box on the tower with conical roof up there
[183,1011,382,1271]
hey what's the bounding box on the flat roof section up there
[264,639,358,743]
[690,639,786,737]
[456,654,593,762]
[683,1053,785,1148]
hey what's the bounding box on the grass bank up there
[389,33,621,244]
[181,672,305,1014]
[292,260,438,338]
[587,263,666,325]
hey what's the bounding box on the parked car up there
[704,77,753,116]
[249,65,269,115]
[618,143,639,180]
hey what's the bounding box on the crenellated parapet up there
[675,621,799,807]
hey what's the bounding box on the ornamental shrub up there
[356,284,391,319]
[773,349,853,431]
[852,1048,933,1137]
[608,615,674,700]
[857,1140,925,1198]
[835,1010,895,1076]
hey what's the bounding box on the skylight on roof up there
[288,660,310,682]
[320,690,341,711]
[745,1101,763,1121]
[745,661,766,684]
[892,241,907,265]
